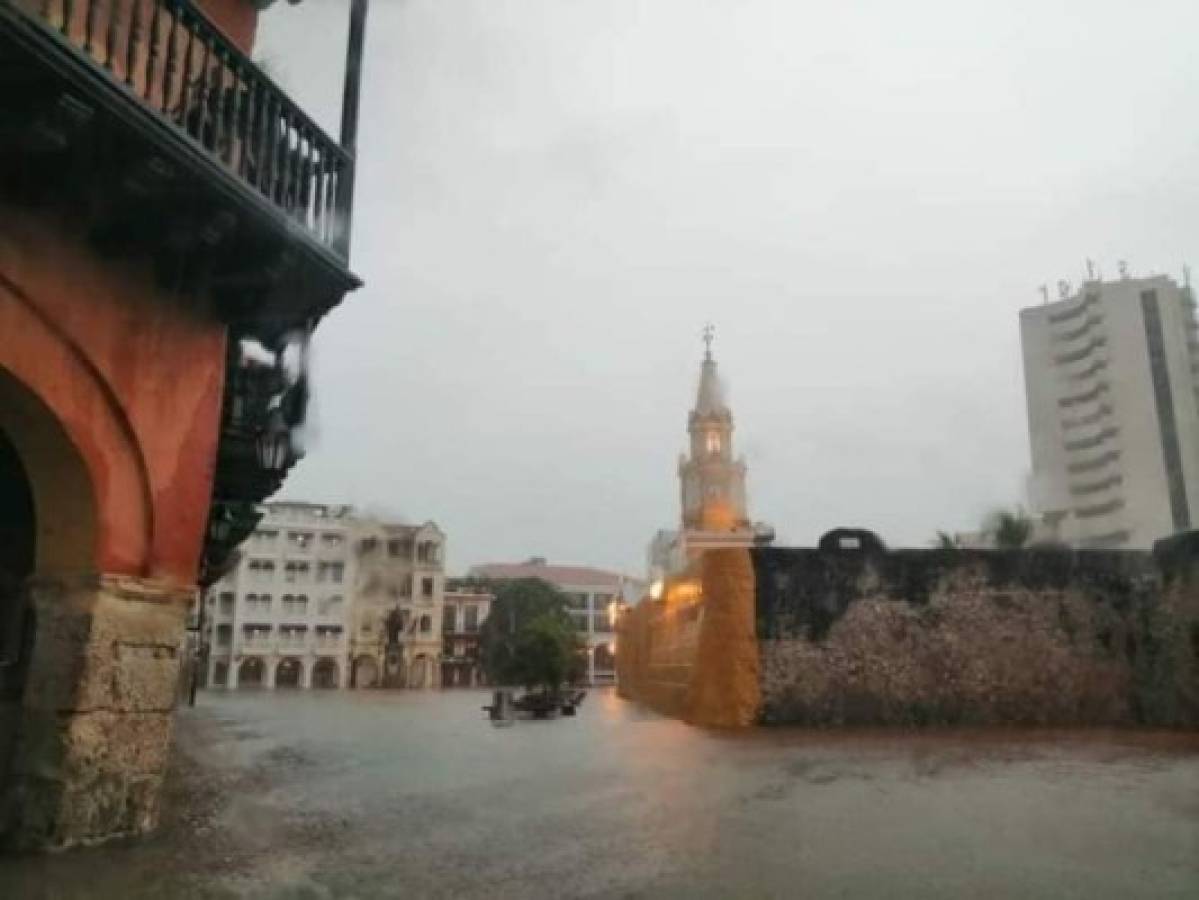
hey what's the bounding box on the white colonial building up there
[202,502,446,691]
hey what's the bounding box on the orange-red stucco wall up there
[197,0,260,54]
[0,207,226,585]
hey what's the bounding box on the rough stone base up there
[1,574,191,851]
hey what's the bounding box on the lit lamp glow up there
[649,580,664,601]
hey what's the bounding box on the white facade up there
[204,502,356,690]
[203,502,447,691]
[1020,274,1199,548]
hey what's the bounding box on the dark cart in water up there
[483,689,587,721]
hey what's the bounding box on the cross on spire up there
[702,323,715,361]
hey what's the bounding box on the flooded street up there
[2,689,1197,899]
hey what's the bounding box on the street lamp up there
[256,414,292,472]
[208,509,234,544]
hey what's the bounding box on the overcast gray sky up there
[259,0,1198,575]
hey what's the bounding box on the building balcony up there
[1,0,360,342]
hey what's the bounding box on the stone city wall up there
[617,532,1199,729]
[616,550,759,727]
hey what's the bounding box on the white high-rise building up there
[1020,273,1199,549]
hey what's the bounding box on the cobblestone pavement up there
[2,689,1198,898]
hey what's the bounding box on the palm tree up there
[987,508,1033,550]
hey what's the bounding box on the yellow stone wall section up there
[686,549,759,727]
[615,549,760,728]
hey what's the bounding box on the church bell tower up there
[679,326,749,532]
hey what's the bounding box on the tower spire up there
[702,322,715,362]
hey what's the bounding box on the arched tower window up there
[706,432,721,455]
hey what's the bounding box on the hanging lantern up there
[255,412,292,472]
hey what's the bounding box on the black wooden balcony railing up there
[22,0,353,258]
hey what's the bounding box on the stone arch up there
[239,657,265,688]
[312,658,338,689]
[352,655,379,689]
[275,657,303,689]
[0,278,151,575]
[1,368,103,794]
[0,368,98,574]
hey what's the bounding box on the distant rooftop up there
[264,501,355,519]
[470,559,633,590]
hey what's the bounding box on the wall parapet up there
[617,530,1199,729]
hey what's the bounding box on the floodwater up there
[2,690,1197,899]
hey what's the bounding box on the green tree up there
[508,614,580,692]
[986,508,1033,550]
[479,578,584,692]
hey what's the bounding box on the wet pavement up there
[2,688,1198,898]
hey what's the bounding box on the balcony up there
[1,0,360,342]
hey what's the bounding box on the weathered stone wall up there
[754,533,1199,727]
[1,575,190,850]
[615,585,702,720]
[617,533,1199,729]
[616,550,759,727]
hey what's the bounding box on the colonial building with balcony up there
[440,580,493,688]
[350,520,446,689]
[201,503,449,693]
[202,501,355,690]
[0,0,368,849]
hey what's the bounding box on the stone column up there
[264,655,276,690]
[2,574,191,850]
[227,658,239,690]
[301,658,313,689]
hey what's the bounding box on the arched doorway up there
[0,367,98,816]
[353,655,379,688]
[594,643,616,682]
[276,657,303,689]
[0,428,36,792]
[0,368,98,575]
[312,658,338,689]
[239,657,265,688]
[212,661,229,687]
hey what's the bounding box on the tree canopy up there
[479,578,585,691]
